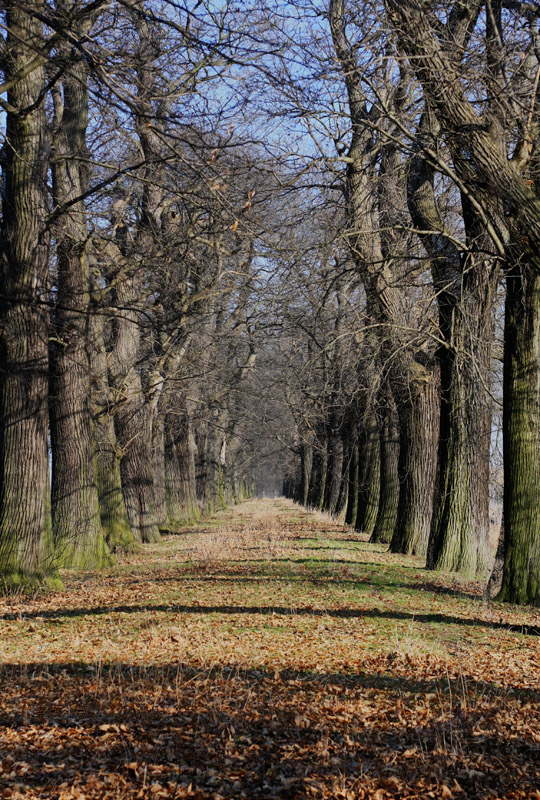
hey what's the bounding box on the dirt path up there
[1,499,539,799]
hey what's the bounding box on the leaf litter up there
[0,499,539,799]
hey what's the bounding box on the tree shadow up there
[290,535,369,544]
[114,567,480,600]
[0,660,538,799]
[2,602,538,637]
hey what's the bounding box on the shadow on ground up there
[2,602,538,637]
[0,661,538,799]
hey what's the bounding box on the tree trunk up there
[89,278,134,551]
[167,412,199,525]
[165,425,185,527]
[49,20,109,569]
[109,275,161,544]
[300,442,313,506]
[407,116,494,574]
[153,416,167,527]
[427,260,493,575]
[114,394,161,543]
[391,373,439,555]
[0,2,55,586]
[485,515,505,600]
[94,424,134,550]
[316,440,328,510]
[330,0,438,548]
[336,433,350,516]
[325,431,344,515]
[307,440,327,509]
[371,394,400,544]
[497,267,540,604]
[345,440,359,526]
[384,0,540,594]
[355,411,381,536]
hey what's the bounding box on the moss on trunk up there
[497,266,540,604]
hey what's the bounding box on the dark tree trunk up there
[325,430,344,515]
[164,424,185,527]
[106,11,172,544]
[391,373,439,555]
[371,393,400,544]
[308,440,328,508]
[182,417,199,516]
[94,423,134,550]
[330,0,438,550]
[355,411,381,536]
[497,267,540,604]
[485,515,505,600]
[316,440,328,510]
[336,433,350,516]
[0,2,55,586]
[385,0,540,596]
[345,439,359,526]
[407,116,495,575]
[300,442,313,506]
[196,430,210,508]
[427,257,493,575]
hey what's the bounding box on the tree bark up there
[316,440,328,510]
[109,291,161,543]
[345,438,359,526]
[49,13,110,569]
[385,0,540,597]
[427,278,493,574]
[307,440,326,509]
[407,114,495,574]
[89,275,134,551]
[153,416,167,528]
[336,432,350,516]
[300,441,313,507]
[165,411,199,526]
[391,373,439,555]
[325,429,344,515]
[485,515,505,600]
[330,0,437,549]
[355,411,381,536]
[371,392,400,544]
[0,2,55,586]
[497,266,540,604]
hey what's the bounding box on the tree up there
[49,0,110,568]
[329,0,439,552]
[384,0,540,598]
[0,0,55,586]
[406,110,496,574]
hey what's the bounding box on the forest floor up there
[1,499,540,800]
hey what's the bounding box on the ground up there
[0,498,539,799]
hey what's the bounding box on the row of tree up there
[0,0,266,585]
[1,0,540,605]
[272,0,539,605]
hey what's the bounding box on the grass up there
[0,498,539,798]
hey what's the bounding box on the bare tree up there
[385,0,540,599]
[0,1,54,585]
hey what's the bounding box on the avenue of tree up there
[1,0,539,605]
